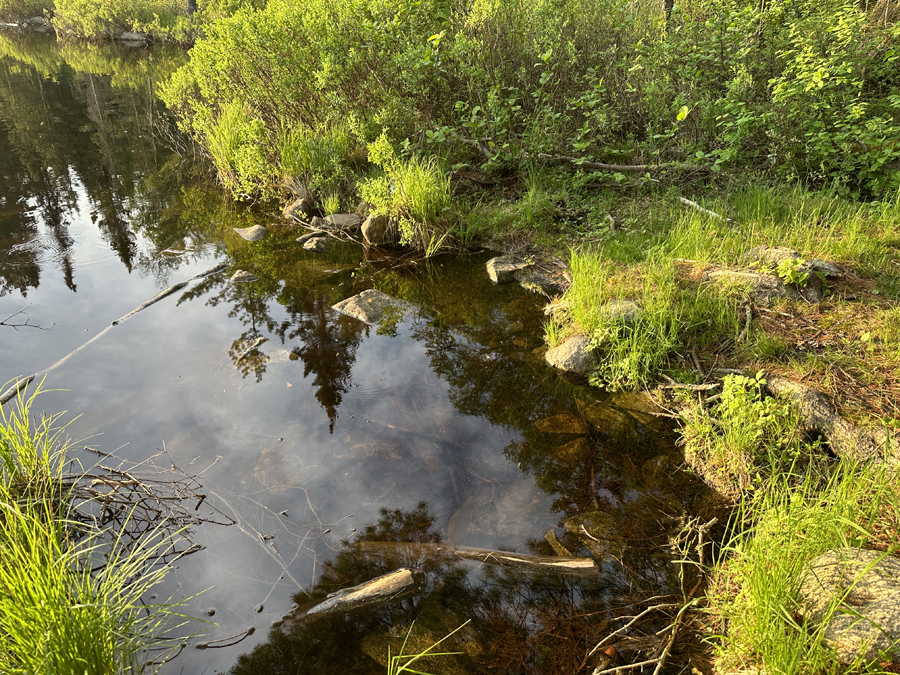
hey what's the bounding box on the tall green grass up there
[0,382,194,673]
[709,459,900,673]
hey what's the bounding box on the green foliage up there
[52,0,264,42]
[680,373,808,496]
[202,99,273,197]
[0,0,51,21]
[0,383,195,673]
[775,257,810,287]
[360,133,452,248]
[710,460,900,672]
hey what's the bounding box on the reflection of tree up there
[178,248,366,429]
[0,31,201,295]
[227,503,684,675]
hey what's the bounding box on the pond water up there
[0,31,720,674]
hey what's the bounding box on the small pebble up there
[255,604,264,613]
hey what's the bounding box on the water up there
[0,30,719,674]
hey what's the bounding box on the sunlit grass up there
[0,381,196,674]
[708,459,900,673]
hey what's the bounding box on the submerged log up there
[354,541,599,575]
[305,567,427,618]
[111,281,189,326]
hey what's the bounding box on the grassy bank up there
[0,383,194,673]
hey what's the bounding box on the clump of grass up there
[708,459,900,673]
[0,382,195,673]
[203,100,273,198]
[361,133,452,252]
[386,620,470,675]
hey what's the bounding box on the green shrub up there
[0,0,51,22]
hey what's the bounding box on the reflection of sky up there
[0,36,710,675]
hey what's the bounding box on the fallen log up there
[111,281,189,326]
[305,567,427,618]
[354,541,599,575]
[0,375,35,406]
[766,377,897,464]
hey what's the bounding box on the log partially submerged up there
[0,375,35,406]
[111,281,189,326]
[354,541,600,576]
[305,567,427,618]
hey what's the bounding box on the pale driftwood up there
[354,541,599,575]
[679,197,731,222]
[305,567,427,618]
[0,375,35,406]
[111,281,189,326]
[657,382,719,392]
[535,153,711,173]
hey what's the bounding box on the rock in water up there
[324,213,362,231]
[486,255,530,284]
[233,225,268,241]
[229,270,258,284]
[283,197,316,221]
[361,214,398,246]
[800,548,900,663]
[545,335,596,375]
[331,289,418,325]
[302,236,329,252]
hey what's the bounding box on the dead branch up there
[1,304,46,330]
[679,197,731,222]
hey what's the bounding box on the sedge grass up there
[708,459,900,674]
[0,382,197,674]
[386,620,470,675]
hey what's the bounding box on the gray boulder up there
[118,31,147,44]
[706,269,824,304]
[233,225,268,242]
[296,230,327,245]
[324,213,362,232]
[800,548,900,663]
[747,245,843,278]
[545,334,596,375]
[331,289,418,325]
[361,214,398,246]
[487,256,530,284]
[517,268,567,296]
[601,300,642,325]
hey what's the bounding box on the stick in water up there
[0,375,35,406]
[111,281,189,326]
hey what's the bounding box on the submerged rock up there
[545,334,596,375]
[233,225,268,241]
[229,270,258,284]
[517,267,566,295]
[361,214,398,246]
[118,31,147,44]
[302,236,329,252]
[486,255,530,284]
[296,230,327,245]
[535,413,588,435]
[800,548,900,663]
[331,289,418,325]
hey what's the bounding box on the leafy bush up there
[0,0,52,21]
[679,372,808,496]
